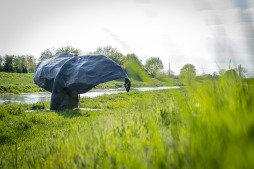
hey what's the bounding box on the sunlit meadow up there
[0,74,253,169]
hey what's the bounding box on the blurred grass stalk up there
[179,73,254,169]
[125,60,153,86]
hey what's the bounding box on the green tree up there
[144,57,164,78]
[108,52,124,66]
[40,46,82,62]
[26,55,37,72]
[179,64,196,80]
[93,46,118,56]
[39,48,54,61]
[93,46,124,66]
[55,46,82,55]
[13,56,27,73]
[20,56,28,73]
[3,55,14,72]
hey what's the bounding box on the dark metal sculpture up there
[34,53,131,110]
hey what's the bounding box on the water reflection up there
[0,93,51,104]
[0,86,180,104]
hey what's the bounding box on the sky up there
[1,0,254,75]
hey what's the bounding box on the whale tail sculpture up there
[34,53,131,110]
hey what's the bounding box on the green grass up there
[0,72,183,93]
[0,72,44,93]
[0,76,253,168]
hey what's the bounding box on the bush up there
[31,102,45,110]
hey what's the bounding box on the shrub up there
[31,102,45,110]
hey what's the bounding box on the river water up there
[0,86,180,104]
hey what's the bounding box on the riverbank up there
[0,72,43,93]
[0,72,183,94]
[0,86,180,104]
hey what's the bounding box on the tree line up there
[0,55,36,73]
[0,46,165,79]
[1,45,247,79]
[39,45,165,79]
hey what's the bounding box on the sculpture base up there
[50,84,79,110]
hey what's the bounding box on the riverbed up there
[0,86,180,104]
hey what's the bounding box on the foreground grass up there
[0,89,183,168]
[0,77,254,169]
[0,72,183,93]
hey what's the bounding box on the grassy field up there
[0,72,183,93]
[0,75,254,169]
[0,72,44,93]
